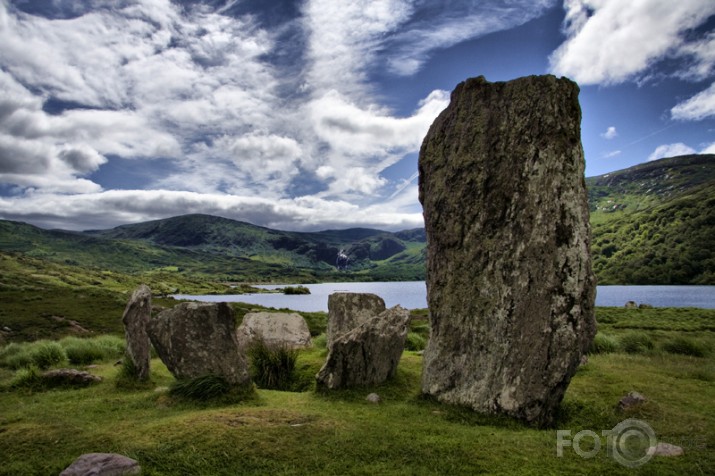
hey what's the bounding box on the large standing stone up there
[236,312,312,349]
[326,292,386,347]
[316,305,410,390]
[146,302,250,388]
[121,284,152,380]
[418,75,596,425]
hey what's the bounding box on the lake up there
[173,282,715,312]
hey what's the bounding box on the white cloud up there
[601,126,618,139]
[603,150,621,158]
[550,0,715,85]
[647,143,696,161]
[701,142,715,154]
[671,82,715,120]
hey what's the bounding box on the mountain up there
[0,154,712,284]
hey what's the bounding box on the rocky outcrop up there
[326,292,386,347]
[60,453,140,476]
[42,369,102,387]
[236,312,312,349]
[316,305,410,390]
[146,302,251,388]
[121,284,152,380]
[418,75,596,426]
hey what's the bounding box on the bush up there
[282,286,311,295]
[170,375,231,400]
[590,333,619,354]
[312,333,327,350]
[248,338,298,391]
[405,332,427,351]
[662,337,709,357]
[620,332,654,354]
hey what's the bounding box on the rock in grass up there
[316,305,410,390]
[617,391,647,411]
[418,75,596,426]
[237,312,312,350]
[147,302,251,388]
[42,369,102,386]
[326,292,386,347]
[366,393,381,404]
[121,284,152,381]
[652,442,684,457]
[60,453,140,476]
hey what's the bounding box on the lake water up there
[173,282,715,311]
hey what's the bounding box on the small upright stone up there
[147,302,251,388]
[326,292,386,346]
[121,284,152,380]
[419,75,596,426]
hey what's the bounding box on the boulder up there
[121,284,152,380]
[146,302,250,388]
[625,301,638,308]
[60,453,140,476]
[316,305,410,390]
[652,442,684,457]
[617,391,647,411]
[237,312,311,349]
[418,75,596,426]
[366,393,381,404]
[326,292,386,347]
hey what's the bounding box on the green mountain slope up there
[587,154,715,284]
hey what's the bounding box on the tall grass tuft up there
[8,365,43,390]
[589,333,619,354]
[662,336,709,358]
[61,338,105,365]
[170,375,231,400]
[619,332,655,354]
[405,332,427,351]
[28,341,66,369]
[248,338,298,391]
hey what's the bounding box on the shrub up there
[282,286,311,295]
[312,333,327,350]
[589,333,619,354]
[405,332,427,351]
[662,337,708,358]
[248,338,298,391]
[619,332,654,354]
[170,375,231,400]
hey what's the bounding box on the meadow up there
[0,304,713,475]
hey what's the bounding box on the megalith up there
[316,305,410,390]
[237,312,312,349]
[121,284,152,380]
[418,75,596,425]
[146,302,251,388]
[326,292,386,347]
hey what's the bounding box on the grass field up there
[0,305,713,475]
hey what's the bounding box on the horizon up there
[1,1,714,232]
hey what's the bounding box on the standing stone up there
[146,302,251,388]
[326,292,386,347]
[316,305,410,390]
[121,284,152,380]
[418,75,596,426]
[236,312,312,349]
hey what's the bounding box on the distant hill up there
[0,154,712,284]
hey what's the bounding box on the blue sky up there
[0,0,714,231]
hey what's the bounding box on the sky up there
[0,0,714,232]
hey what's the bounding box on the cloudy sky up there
[1,0,714,232]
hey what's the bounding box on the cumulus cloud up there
[550,0,715,85]
[671,82,715,120]
[647,143,697,161]
[601,126,618,139]
[603,150,621,158]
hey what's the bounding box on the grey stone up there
[237,312,311,350]
[42,369,102,386]
[326,292,386,347]
[617,391,647,411]
[625,301,638,308]
[418,75,596,426]
[60,453,141,476]
[652,442,684,457]
[366,393,381,404]
[121,285,152,380]
[146,302,250,388]
[316,305,410,390]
